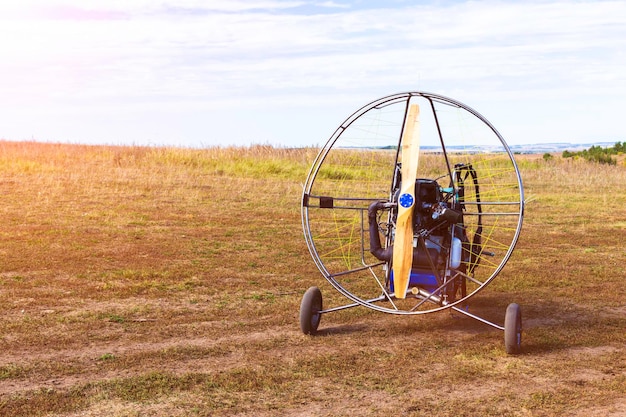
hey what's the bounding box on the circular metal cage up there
[301,92,524,315]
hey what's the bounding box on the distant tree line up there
[562,142,625,165]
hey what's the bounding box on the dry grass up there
[0,141,624,416]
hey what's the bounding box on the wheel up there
[300,286,322,335]
[504,303,522,354]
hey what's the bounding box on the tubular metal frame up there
[301,91,525,319]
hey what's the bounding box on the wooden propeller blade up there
[392,104,420,299]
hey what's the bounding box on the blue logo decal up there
[399,193,414,208]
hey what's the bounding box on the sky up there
[0,0,624,148]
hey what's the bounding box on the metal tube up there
[319,295,389,314]
[450,305,505,331]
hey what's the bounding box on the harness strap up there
[454,163,482,276]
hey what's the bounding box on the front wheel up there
[504,303,522,354]
[300,286,322,335]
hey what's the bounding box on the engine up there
[368,175,467,296]
[408,179,462,232]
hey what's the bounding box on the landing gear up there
[300,286,322,335]
[299,286,523,354]
[504,303,522,354]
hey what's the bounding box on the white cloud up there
[0,0,624,146]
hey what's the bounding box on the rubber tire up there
[300,286,322,335]
[504,303,522,354]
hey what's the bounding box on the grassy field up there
[0,140,624,416]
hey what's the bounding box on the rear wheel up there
[504,303,522,354]
[300,287,322,335]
